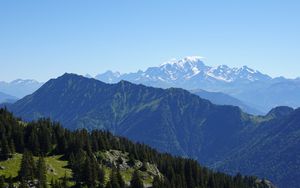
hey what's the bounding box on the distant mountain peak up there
[160,56,205,68]
[10,79,39,85]
[96,56,272,87]
[267,106,294,118]
[59,72,81,79]
[84,74,93,78]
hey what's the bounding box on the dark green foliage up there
[19,178,30,188]
[36,156,47,188]
[130,170,144,188]
[51,178,69,188]
[0,108,269,188]
[151,176,163,188]
[6,74,300,187]
[0,138,11,160]
[18,151,36,182]
[0,176,4,188]
[116,168,126,188]
[106,168,125,188]
[82,156,98,187]
[7,177,14,188]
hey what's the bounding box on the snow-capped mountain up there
[95,56,271,86]
[0,79,43,98]
[95,71,122,83]
[9,79,40,85]
[95,56,300,113]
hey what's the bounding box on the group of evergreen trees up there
[0,108,271,188]
[18,151,47,188]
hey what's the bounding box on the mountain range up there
[0,91,18,104]
[0,79,43,98]
[7,73,300,188]
[95,56,300,113]
[191,89,262,115]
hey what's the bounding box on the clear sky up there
[0,0,300,82]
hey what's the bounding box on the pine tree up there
[38,126,52,155]
[98,166,105,186]
[130,170,144,188]
[152,176,163,188]
[19,178,30,188]
[116,168,125,188]
[72,149,86,184]
[105,181,113,188]
[61,173,69,188]
[106,168,121,188]
[18,151,36,182]
[7,177,14,188]
[9,139,15,155]
[0,176,5,188]
[0,138,11,160]
[36,156,47,188]
[28,130,40,155]
[83,156,97,187]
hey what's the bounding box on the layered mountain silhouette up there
[95,56,300,113]
[8,73,300,187]
[0,91,18,103]
[191,89,262,114]
[217,107,300,188]
[0,79,43,98]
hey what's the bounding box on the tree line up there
[0,108,270,188]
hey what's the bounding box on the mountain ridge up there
[0,79,43,98]
[94,56,300,113]
[0,91,18,104]
[8,73,300,187]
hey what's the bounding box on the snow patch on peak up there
[242,66,257,74]
[183,56,205,62]
[160,56,205,67]
[10,79,39,85]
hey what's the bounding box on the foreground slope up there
[0,108,270,188]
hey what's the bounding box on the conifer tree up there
[0,138,11,160]
[61,173,69,188]
[19,178,30,188]
[105,181,113,188]
[7,177,14,188]
[83,156,98,187]
[98,166,105,186]
[106,168,122,188]
[152,176,163,188]
[36,156,47,188]
[130,170,144,188]
[0,176,5,188]
[18,151,36,182]
[116,168,125,188]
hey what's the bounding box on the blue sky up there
[0,0,300,82]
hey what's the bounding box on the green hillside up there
[7,73,299,187]
[0,108,271,188]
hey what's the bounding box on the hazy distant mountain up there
[233,78,300,112]
[9,73,300,187]
[95,56,300,113]
[0,79,43,98]
[191,89,262,115]
[0,91,18,103]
